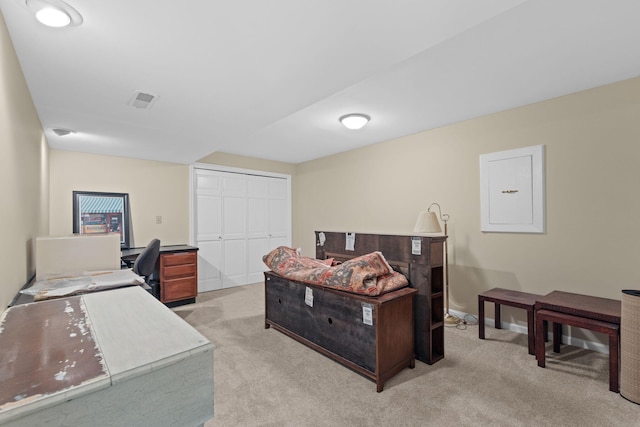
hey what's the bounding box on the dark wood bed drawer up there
[264,271,416,392]
[265,275,377,371]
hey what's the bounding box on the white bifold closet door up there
[194,168,290,292]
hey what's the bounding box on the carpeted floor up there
[172,283,639,427]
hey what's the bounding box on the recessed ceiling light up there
[35,7,70,27]
[339,113,370,130]
[26,0,83,28]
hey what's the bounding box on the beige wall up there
[47,150,295,252]
[295,77,640,321]
[0,14,48,308]
[49,150,190,247]
[3,0,639,328]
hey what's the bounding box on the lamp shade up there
[413,211,442,233]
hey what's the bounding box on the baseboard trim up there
[449,309,610,355]
[8,273,36,307]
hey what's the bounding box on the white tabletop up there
[82,286,213,383]
[0,286,214,424]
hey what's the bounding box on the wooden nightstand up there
[122,244,199,306]
[159,249,198,305]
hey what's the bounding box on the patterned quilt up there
[262,246,408,296]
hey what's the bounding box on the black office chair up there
[133,238,161,298]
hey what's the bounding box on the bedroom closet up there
[192,166,291,292]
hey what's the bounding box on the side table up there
[478,287,542,355]
[535,290,621,392]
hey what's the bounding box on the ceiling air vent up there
[128,91,157,109]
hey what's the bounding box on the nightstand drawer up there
[161,251,196,267]
[163,263,196,279]
[162,277,197,302]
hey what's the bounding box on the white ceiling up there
[2,0,640,164]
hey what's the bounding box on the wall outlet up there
[156,215,162,224]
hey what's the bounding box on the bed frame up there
[264,271,417,392]
[315,231,447,365]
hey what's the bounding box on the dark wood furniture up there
[315,231,445,365]
[264,271,417,392]
[535,291,621,392]
[159,250,197,304]
[122,245,198,306]
[478,288,542,355]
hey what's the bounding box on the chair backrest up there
[133,239,161,278]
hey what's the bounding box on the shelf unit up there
[315,231,446,365]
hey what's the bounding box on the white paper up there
[318,232,326,246]
[345,232,355,251]
[411,237,422,255]
[305,286,314,307]
[362,304,373,326]
[22,269,145,298]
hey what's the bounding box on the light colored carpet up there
[172,283,639,427]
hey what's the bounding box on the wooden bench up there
[535,309,620,392]
[535,291,621,393]
[478,288,543,355]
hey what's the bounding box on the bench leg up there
[495,303,502,329]
[536,312,546,367]
[478,297,486,339]
[553,322,562,353]
[610,332,619,392]
[527,308,535,355]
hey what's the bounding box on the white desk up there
[0,286,214,426]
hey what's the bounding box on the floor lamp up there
[413,203,460,325]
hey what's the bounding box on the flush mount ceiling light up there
[26,0,83,27]
[52,128,76,136]
[36,7,69,26]
[339,113,370,130]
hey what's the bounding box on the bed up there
[263,246,416,392]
